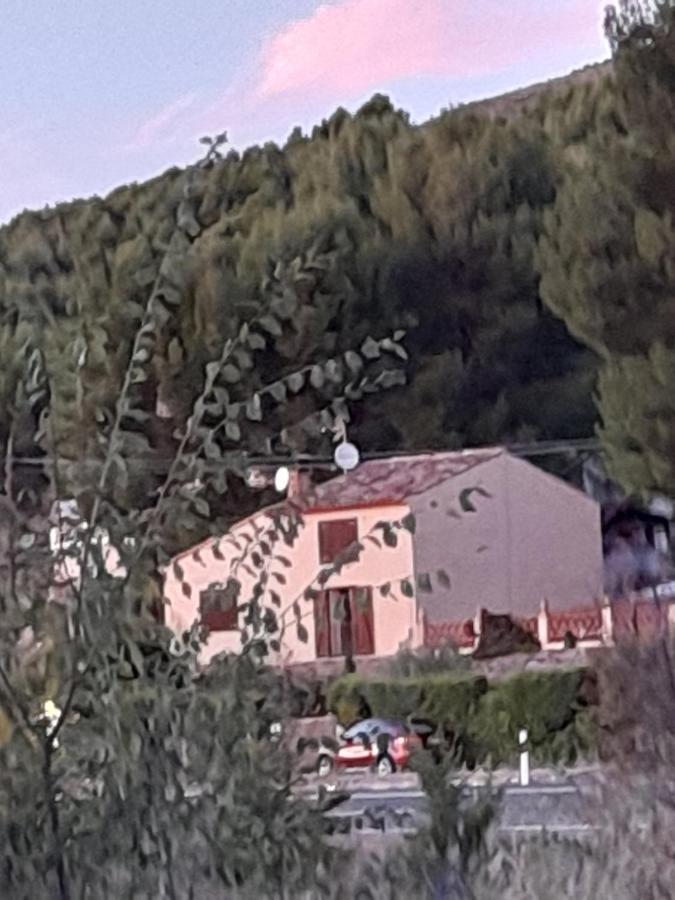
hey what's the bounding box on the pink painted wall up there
[411,453,603,622]
[411,454,509,622]
[163,502,419,666]
[506,454,603,611]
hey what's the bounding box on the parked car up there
[317,718,423,777]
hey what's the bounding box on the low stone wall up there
[285,657,395,681]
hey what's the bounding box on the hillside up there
[460,60,611,119]
[0,60,619,537]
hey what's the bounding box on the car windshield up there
[342,719,408,740]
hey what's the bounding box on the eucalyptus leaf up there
[222,364,241,384]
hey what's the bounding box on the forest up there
[0,0,673,549]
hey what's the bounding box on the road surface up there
[319,781,595,836]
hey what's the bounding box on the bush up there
[327,672,488,751]
[327,673,421,726]
[468,668,596,766]
[328,668,598,767]
[592,636,675,770]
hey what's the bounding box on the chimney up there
[287,468,312,501]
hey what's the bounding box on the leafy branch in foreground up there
[0,139,414,898]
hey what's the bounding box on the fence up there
[424,591,675,653]
[423,619,475,650]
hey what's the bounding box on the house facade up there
[163,499,419,666]
[408,450,604,622]
[163,448,604,666]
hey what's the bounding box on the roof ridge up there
[312,446,505,505]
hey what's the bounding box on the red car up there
[317,718,424,777]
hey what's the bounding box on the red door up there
[314,587,375,658]
[352,588,374,655]
[314,593,331,658]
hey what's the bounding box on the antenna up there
[274,466,290,493]
[334,441,360,473]
[332,414,360,473]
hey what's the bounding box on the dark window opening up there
[318,518,358,564]
[200,580,239,631]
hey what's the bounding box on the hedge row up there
[326,668,596,766]
[327,672,488,734]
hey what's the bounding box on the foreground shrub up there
[593,635,675,770]
[468,668,596,766]
[472,775,675,900]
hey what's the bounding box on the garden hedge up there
[469,668,596,766]
[326,672,488,733]
[327,668,597,766]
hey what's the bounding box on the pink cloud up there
[257,0,447,99]
[125,92,198,153]
[256,0,606,102]
[112,0,606,166]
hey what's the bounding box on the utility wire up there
[0,437,602,471]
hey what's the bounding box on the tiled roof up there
[308,448,503,509]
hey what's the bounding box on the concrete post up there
[519,728,530,787]
[473,607,486,653]
[537,598,549,649]
[601,597,614,645]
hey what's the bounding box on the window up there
[199,579,239,631]
[314,587,374,657]
[318,518,358,564]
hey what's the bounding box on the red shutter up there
[200,584,238,631]
[314,592,331,657]
[352,588,374,655]
[318,519,358,564]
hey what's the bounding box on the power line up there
[0,437,602,471]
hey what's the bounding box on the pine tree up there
[0,73,615,536]
[539,1,675,495]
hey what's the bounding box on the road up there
[319,781,595,836]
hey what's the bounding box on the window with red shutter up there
[313,586,375,657]
[318,518,358,564]
[200,579,239,631]
[352,588,374,655]
[314,592,331,658]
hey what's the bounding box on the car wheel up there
[317,755,334,777]
[376,755,395,777]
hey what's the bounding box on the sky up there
[1,0,610,225]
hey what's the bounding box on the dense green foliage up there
[0,65,615,546]
[0,10,672,517]
[0,137,414,896]
[540,0,675,495]
[7,19,671,507]
[326,671,487,729]
[0,631,338,896]
[328,668,596,766]
[468,668,596,766]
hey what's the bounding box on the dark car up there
[317,718,423,777]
